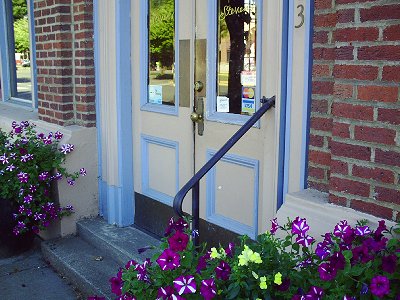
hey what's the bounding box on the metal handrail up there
[173,95,276,246]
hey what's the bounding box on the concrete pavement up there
[0,238,83,300]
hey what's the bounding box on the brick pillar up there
[34,0,95,127]
[309,1,400,221]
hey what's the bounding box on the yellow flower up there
[238,245,252,266]
[250,251,262,264]
[252,271,259,279]
[274,272,282,285]
[259,276,267,290]
[210,247,220,259]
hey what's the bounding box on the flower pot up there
[0,197,35,258]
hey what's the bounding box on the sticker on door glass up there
[241,71,256,87]
[217,96,229,112]
[242,87,256,115]
[148,85,162,104]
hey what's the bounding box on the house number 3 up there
[295,4,305,28]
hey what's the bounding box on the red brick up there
[308,181,329,193]
[337,9,354,23]
[331,141,371,161]
[358,45,400,61]
[313,31,329,44]
[315,0,332,10]
[358,86,398,103]
[313,64,330,77]
[313,81,334,95]
[308,166,326,180]
[334,27,379,42]
[353,166,394,184]
[332,103,373,121]
[311,99,329,114]
[329,194,347,206]
[331,160,348,175]
[332,122,350,138]
[311,117,333,132]
[333,65,378,80]
[309,150,331,166]
[383,24,400,41]
[335,46,354,60]
[354,126,396,145]
[309,135,325,147]
[350,200,393,220]
[382,66,400,82]
[360,4,400,22]
[375,149,400,167]
[336,0,374,3]
[333,84,353,99]
[314,13,337,27]
[314,47,336,60]
[330,177,370,197]
[377,108,400,125]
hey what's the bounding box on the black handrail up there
[173,95,276,246]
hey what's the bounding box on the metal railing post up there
[192,182,200,247]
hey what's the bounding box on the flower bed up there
[108,217,399,300]
[0,121,85,237]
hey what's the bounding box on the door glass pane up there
[217,0,257,115]
[148,0,175,106]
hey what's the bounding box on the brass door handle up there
[190,112,203,123]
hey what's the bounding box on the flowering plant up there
[110,216,399,300]
[0,121,86,236]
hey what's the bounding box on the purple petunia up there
[67,179,75,186]
[307,286,324,299]
[296,235,314,247]
[333,220,353,240]
[156,249,180,271]
[315,242,331,260]
[39,171,49,181]
[157,286,184,300]
[54,131,63,140]
[79,168,87,176]
[17,171,29,183]
[270,217,279,234]
[164,217,189,237]
[60,144,74,154]
[173,275,197,295]
[197,252,211,273]
[23,194,33,204]
[292,217,310,236]
[29,184,37,193]
[370,275,390,298]
[6,164,16,172]
[318,262,337,281]
[168,230,189,252]
[382,254,397,274]
[329,252,345,270]
[200,279,217,300]
[355,225,371,236]
[0,154,9,165]
[225,242,235,258]
[109,269,123,296]
[215,261,231,280]
[125,260,137,270]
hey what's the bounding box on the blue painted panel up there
[27,0,38,108]
[300,0,314,189]
[139,0,179,116]
[141,134,179,206]
[93,0,105,217]
[205,0,262,127]
[113,0,135,226]
[206,150,259,239]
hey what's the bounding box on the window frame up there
[0,0,37,108]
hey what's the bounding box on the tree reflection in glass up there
[217,0,257,115]
[148,0,175,106]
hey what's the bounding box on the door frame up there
[94,0,314,228]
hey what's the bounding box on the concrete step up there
[42,236,119,300]
[77,217,161,266]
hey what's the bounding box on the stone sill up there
[276,189,396,241]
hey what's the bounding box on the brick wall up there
[34,0,95,127]
[308,0,400,221]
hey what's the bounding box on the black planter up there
[0,197,35,257]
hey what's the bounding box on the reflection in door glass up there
[13,0,32,101]
[148,0,175,106]
[217,0,257,115]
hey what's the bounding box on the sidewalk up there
[0,238,83,300]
